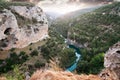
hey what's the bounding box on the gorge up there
[0,0,120,80]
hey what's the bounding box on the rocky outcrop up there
[0,77,6,80]
[0,6,48,50]
[30,70,101,80]
[100,42,120,80]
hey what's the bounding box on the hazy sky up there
[37,0,102,18]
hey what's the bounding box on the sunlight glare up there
[37,1,87,15]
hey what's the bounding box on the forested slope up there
[47,2,120,74]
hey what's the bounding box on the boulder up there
[100,42,120,80]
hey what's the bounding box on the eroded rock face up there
[0,6,48,50]
[100,42,120,80]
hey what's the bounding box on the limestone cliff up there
[0,6,48,50]
[100,42,120,80]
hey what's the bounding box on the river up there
[66,45,81,72]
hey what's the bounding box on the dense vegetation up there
[41,27,77,69]
[0,52,28,73]
[48,2,120,74]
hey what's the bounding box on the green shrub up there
[6,65,25,80]
[30,50,39,56]
[29,47,32,51]
[19,51,28,62]
[0,52,28,73]
[90,53,104,74]
[19,51,26,55]
[34,61,45,68]
[10,48,16,52]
